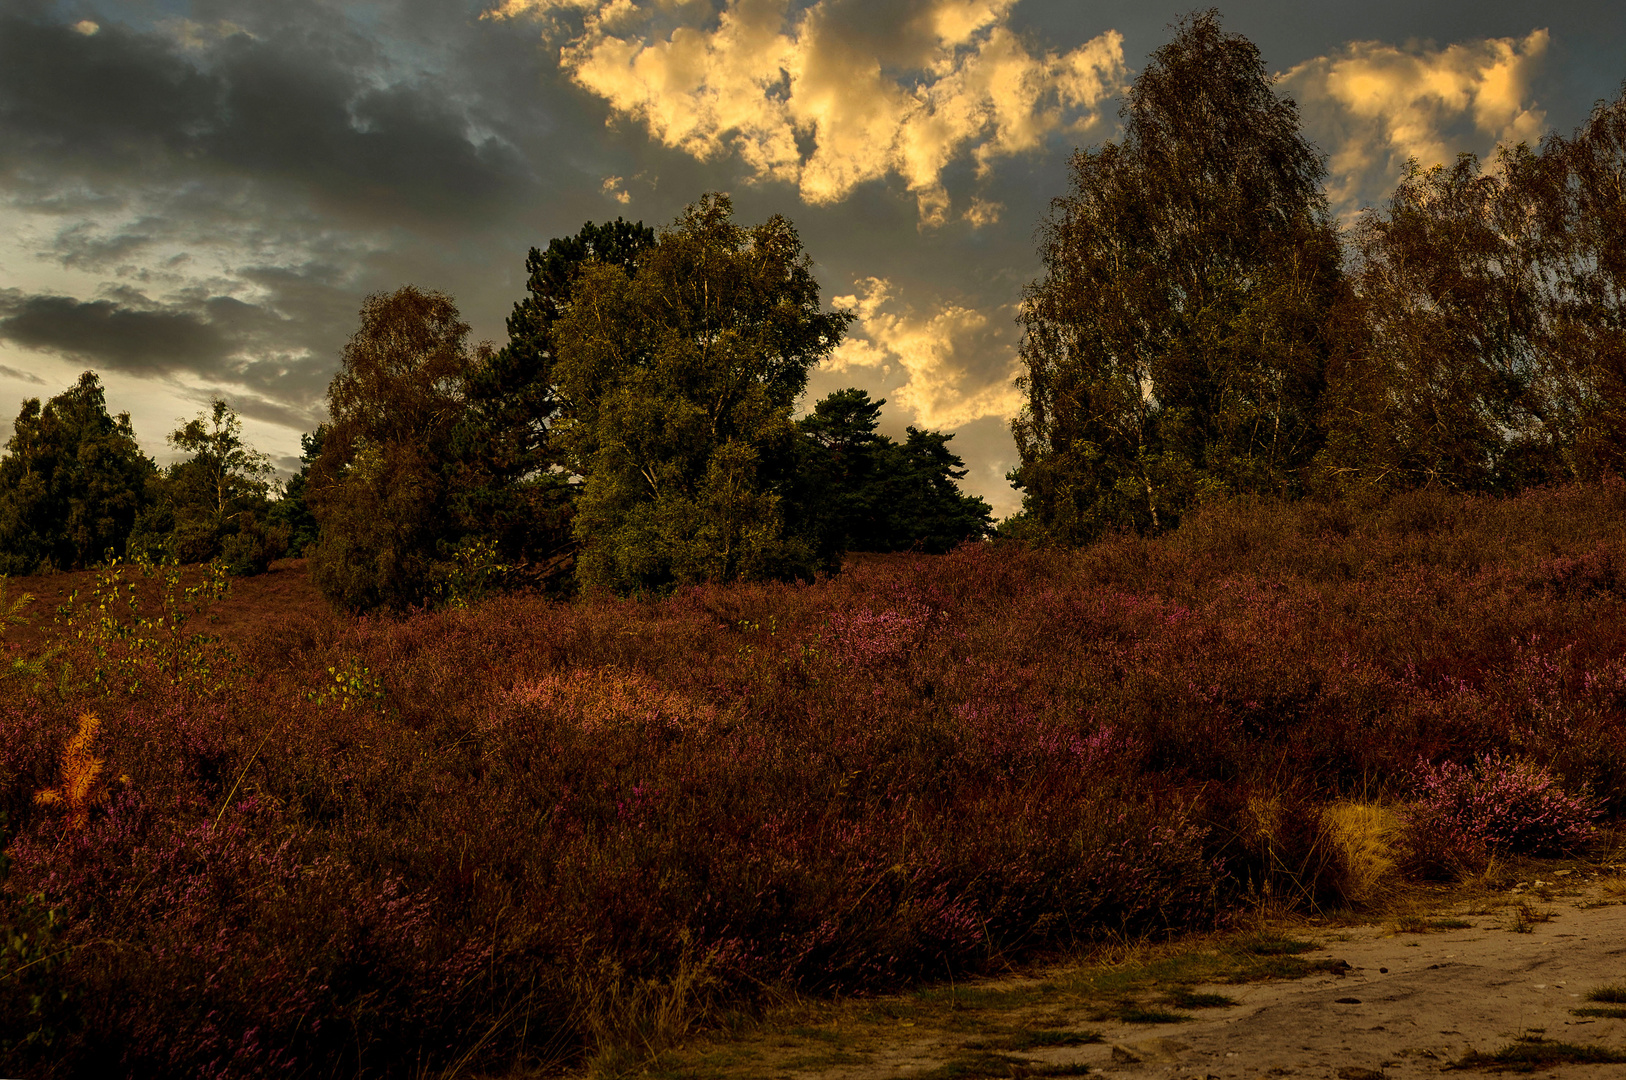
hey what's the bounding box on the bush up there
[1404,754,1601,876]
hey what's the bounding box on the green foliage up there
[1012,10,1343,544]
[267,426,325,557]
[555,193,853,595]
[788,388,992,559]
[309,656,385,711]
[308,286,493,611]
[453,223,655,579]
[56,554,233,695]
[0,372,156,575]
[132,400,286,574]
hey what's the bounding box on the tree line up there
[0,199,992,605]
[1011,9,1626,543]
[6,9,1622,606]
[0,373,294,577]
[302,196,992,609]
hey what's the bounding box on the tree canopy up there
[1012,9,1344,543]
[307,286,492,611]
[789,388,992,557]
[130,400,286,573]
[553,194,852,594]
[0,372,155,575]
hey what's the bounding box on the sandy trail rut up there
[1072,893,1626,1078]
[659,879,1626,1080]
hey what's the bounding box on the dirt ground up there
[644,870,1626,1080]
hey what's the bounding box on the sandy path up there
[654,878,1626,1080]
[1058,888,1626,1079]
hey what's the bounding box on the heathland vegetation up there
[1,486,1622,1076]
[1,7,1625,1078]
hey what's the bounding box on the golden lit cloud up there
[488,0,1126,224]
[601,175,632,203]
[1283,30,1549,211]
[828,277,1021,429]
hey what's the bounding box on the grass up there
[1572,1007,1626,1019]
[1507,903,1557,933]
[1453,1036,1626,1072]
[1160,989,1237,1008]
[909,1055,1092,1079]
[1588,984,1626,1003]
[1392,916,1474,933]
[959,1031,1103,1052]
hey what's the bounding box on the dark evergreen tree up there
[787,388,992,558]
[0,372,154,574]
[267,426,325,557]
[451,219,658,575]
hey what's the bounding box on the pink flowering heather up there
[1408,753,1601,858]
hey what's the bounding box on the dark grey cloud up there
[0,292,228,372]
[0,8,535,224]
[0,364,45,385]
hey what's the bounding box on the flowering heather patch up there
[0,482,1623,1076]
[1405,753,1601,874]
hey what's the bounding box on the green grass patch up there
[961,1030,1103,1052]
[1235,934,1319,956]
[1393,915,1473,933]
[1453,1037,1626,1072]
[908,1054,1092,1079]
[1116,1007,1192,1024]
[1161,989,1237,1009]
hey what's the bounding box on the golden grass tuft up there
[1320,801,1403,909]
[34,712,109,830]
[500,668,719,737]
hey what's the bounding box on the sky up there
[0,0,1622,516]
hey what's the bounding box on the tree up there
[0,372,155,574]
[1317,82,1626,493]
[554,194,852,594]
[1012,9,1344,544]
[869,428,994,553]
[267,425,325,557]
[452,219,658,569]
[786,388,992,558]
[308,286,490,611]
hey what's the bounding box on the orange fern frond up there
[34,713,108,829]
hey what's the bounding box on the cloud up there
[827,276,1020,429]
[1282,30,1550,212]
[489,0,1126,224]
[0,365,45,385]
[0,287,328,404]
[0,293,229,374]
[0,12,534,225]
[601,175,632,202]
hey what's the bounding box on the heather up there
[2,482,1624,1076]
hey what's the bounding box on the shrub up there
[1404,754,1601,876]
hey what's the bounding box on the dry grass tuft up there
[1321,802,1403,909]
